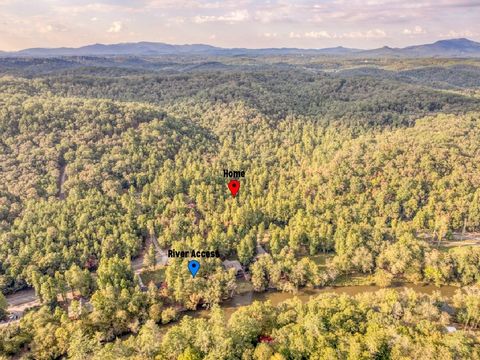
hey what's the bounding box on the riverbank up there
[216,281,458,319]
[158,279,459,327]
[147,280,460,341]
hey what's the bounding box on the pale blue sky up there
[0,0,479,51]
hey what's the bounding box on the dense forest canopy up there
[1,56,480,359]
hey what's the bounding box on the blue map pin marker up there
[188,260,200,277]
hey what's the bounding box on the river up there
[107,282,460,340]
[185,282,458,322]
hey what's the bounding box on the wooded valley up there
[1,56,480,359]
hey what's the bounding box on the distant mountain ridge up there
[14,42,220,56]
[2,38,480,58]
[9,42,362,57]
[359,38,480,57]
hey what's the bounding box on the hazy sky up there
[0,0,479,51]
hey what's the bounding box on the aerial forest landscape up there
[1,1,480,359]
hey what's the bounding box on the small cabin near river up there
[223,260,246,279]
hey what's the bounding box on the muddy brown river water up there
[178,282,459,323]
[128,282,459,339]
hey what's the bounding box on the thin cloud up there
[304,31,333,39]
[343,29,387,38]
[146,0,245,10]
[193,10,249,24]
[403,26,426,35]
[290,29,387,39]
[107,21,122,33]
[263,32,278,38]
[440,29,476,38]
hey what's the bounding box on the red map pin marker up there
[228,179,240,197]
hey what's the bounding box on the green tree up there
[0,292,7,320]
[96,256,134,291]
[145,244,157,271]
[178,347,202,360]
[65,264,95,298]
[374,269,393,288]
